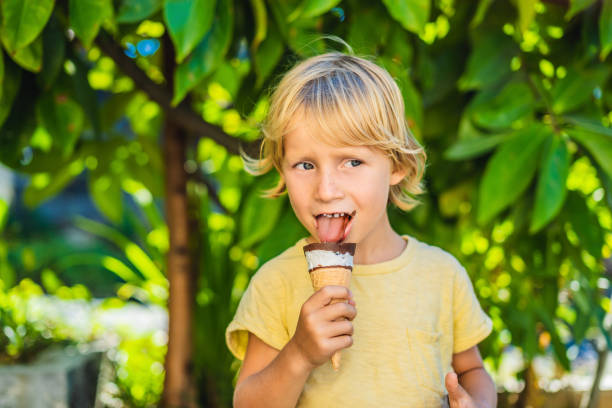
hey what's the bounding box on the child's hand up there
[445,372,479,408]
[290,285,356,370]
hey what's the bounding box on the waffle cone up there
[309,267,352,370]
[309,267,351,290]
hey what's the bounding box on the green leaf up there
[285,18,325,57]
[0,52,4,101]
[0,59,21,129]
[256,204,308,264]
[457,114,484,140]
[566,0,597,20]
[0,199,8,233]
[117,0,163,23]
[164,0,216,63]
[385,23,413,64]
[172,0,232,105]
[477,125,549,225]
[564,115,612,136]
[254,19,284,89]
[289,0,342,21]
[458,32,516,90]
[600,0,612,59]
[72,56,102,137]
[239,177,285,248]
[209,61,243,99]
[101,255,143,283]
[74,216,166,283]
[444,134,510,161]
[38,17,65,90]
[24,160,84,208]
[124,152,164,198]
[0,74,36,168]
[250,0,267,50]
[568,128,612,179]
[534,302,570,370]
[0,0,54,51]
[471,81,535,130]
[597,165,612,210]
[400,76,423,136]
[100,92,136,132]
[347,5,391,55]
[566,192,604,258]
[267,0,292,39]
[530,137,571,233]
[470,0,493,28]
[69,0,113,48]
[1,33,42,72]
[36,92,85,157]
[382,56,422,135]
[551,67,611,114]
[516,0,536,33]
[381,0,429,34]
[89,168,123,223]
[592,296,612,350]
[572,307,590,344]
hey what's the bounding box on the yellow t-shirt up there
[226,235,492,407]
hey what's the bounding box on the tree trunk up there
[516,363,541,408]
[162,35,198,408]
[581,257,612,408]
[580,344,607,408]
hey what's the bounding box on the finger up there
[445,372,469,402]
[324,319,354,338]
[320,301,357,321]
[445,371,459,395]
[326,334,353,352]
[311,285,352,308]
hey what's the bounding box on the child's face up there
[281,117,406,248]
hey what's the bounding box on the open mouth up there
[314,211,356,243]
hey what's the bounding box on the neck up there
[353,229,406,265]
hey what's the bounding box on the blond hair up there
[242,52,427,211]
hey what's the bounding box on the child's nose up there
[315,171,343,201]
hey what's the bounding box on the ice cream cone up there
[303,242,356,371]
[309,266,351,291]
[310,266,351,370]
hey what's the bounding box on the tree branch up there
[189,171,229,214]
[95,31,259,157]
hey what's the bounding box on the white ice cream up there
[304,249,354,271]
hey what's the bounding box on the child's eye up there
[344,159,362,168]
[295,162,314,170]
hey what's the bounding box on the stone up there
[0,346,102,408]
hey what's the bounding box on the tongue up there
[317,216,347,243]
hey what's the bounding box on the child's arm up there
[445,346,497,408]
[233,285,356,408]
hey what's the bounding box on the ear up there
[390,165,408,186]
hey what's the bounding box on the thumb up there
[445,372,469,402]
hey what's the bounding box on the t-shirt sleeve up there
[452,265,493,353]
[225,263,290,360]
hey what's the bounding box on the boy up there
[226,53,496,407]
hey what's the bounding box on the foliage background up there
[1,0,612,407]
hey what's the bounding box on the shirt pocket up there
[406,328,445,395]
